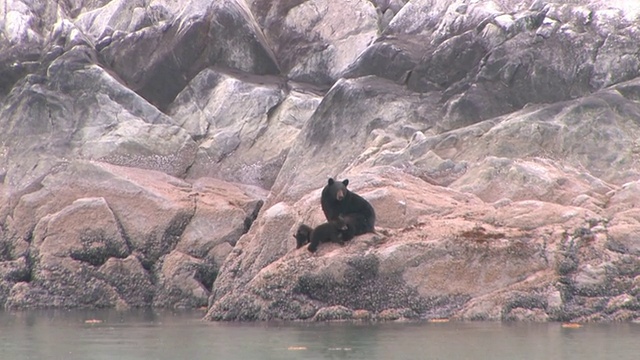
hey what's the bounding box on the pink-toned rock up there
[606,181,640,215]
[6,255,120,309]
[8,161,195,264]
[176,177,267,265]
[606,209,640,256]
[1,160,265,309]
[98,255,154,307]
[153,250,209,308]
[450,157,612,207]
[31,197,129,264]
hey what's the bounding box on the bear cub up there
[321,178,376,235]
[294,224,313,249]
[293,217,350,253]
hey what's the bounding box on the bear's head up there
[327,178,349,201]
[294,224,312,249]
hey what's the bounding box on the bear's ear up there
[328,178,335,185]
[342,179,349,186]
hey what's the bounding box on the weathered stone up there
[606,294,639,313]
[153,250,210,308]
[2,0,640,322]
[0,257,29,306]
[377,308,416,321]
[7,161,195,266]
[342,39,421,84]
[572,263,612,297]
[269,76,437,203]
[176,178,266,265]
[312,305,353,321]
[503,308,549,322]
[98,255,154,307]
[0,257,29,283]
[169,69,320,188]
[99,0,280,109]
[450,157,612,206]
[0,43,197,185]
[606,212,640,256]
[249,0,378,86]
[6,255,120,309]
[31,197,129,266]
[607,181,640,215]
[352,309,373,321]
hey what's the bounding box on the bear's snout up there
[336,190,345,200]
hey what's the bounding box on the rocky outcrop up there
[249,0,379,86]
[1,0,640,321]
[1,161,264,309]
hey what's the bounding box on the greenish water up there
[0,309,638,360]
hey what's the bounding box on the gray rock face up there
[249,0,379,86]
[168,69,319,188]
[349,0,640,131]
[1,0,640,322]
[96,0,280,109]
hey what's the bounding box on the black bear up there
[294,224,313,249]
[293,217,351,252]
[307,217,350,253]
[339,213,363,241]
[321,178,376,235]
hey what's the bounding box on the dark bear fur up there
[307,218,348,253]
[339,213,363,241]
[294,224,313,249]
[321,178,376,235]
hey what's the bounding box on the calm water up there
[0,309,638,360]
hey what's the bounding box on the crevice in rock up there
[242,200,264,235]
[5,180,46,224]
[109,208,134,256]
[194,261,218,293]
[21,251,34,283]
[182,155,199,179]
[161,211,195,256]
[0,239,12,262]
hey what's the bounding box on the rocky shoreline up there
[1,0,640,322]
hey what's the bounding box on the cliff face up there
[1,0,640,321]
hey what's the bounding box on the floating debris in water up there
[84,319,103,324]
[428,318,450,323]
[561,323,583,328]
[328,347,352,351]
[287,346,307,351]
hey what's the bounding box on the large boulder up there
[31,197,129,265]
[153,250,210,308]
[0,160,265,309]
[96,0,280,109]
[249,0,379,86]
[98,255,154,308]
[176,177,266,270]
[0,41,197,187]
[206,169,617,321]
[5,161,196,265]
[168,69,320,188]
